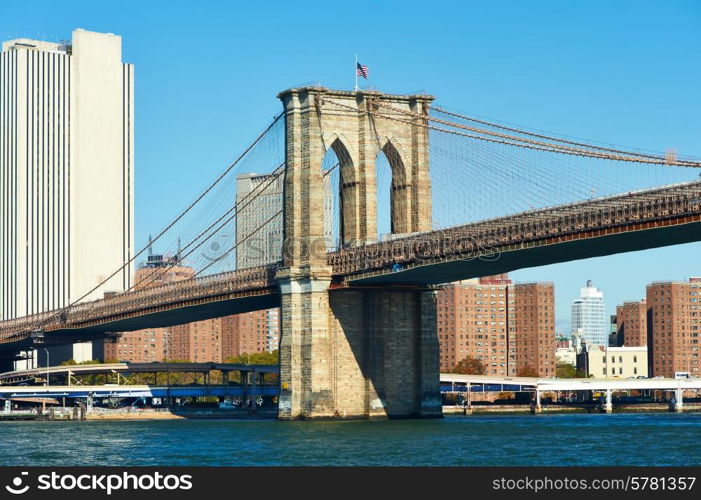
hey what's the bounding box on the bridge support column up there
[328,286,441,419]
[464,384,472,415]
[277,266,336,419]
[531,390,542,414]
[277,276,441,420]
[604,389,613,413]
[672,388,684,412]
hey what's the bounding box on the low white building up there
[579,345,648,379]
[556,347,577,366]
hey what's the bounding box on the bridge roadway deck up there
[440,374,701,393]
[334,180,701,283]
[1,180,700,351]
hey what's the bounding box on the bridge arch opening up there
[321,137,356,250]
[376,140,410,238]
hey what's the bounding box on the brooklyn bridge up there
[1,87,700,419]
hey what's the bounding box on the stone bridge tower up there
[276,87,441,419]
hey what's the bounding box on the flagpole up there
[355,53,358,91]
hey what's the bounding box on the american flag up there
[356,62,369,79]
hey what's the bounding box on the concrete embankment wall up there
[443,403,701,415]
[85,408,278,420]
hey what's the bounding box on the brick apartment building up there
[436,274,556,377]
[646,278,701,378]
[615,300,648,347]
[104,253,195,362]
[509,282,557,377]
[104,253,279,363]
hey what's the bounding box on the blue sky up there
[3,0,700,332]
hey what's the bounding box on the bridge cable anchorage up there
[5,113,284,338]
[323,99,701,167]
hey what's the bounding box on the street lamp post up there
[42,348,49,414]
[43,348,50,388]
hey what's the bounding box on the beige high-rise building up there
[235,172,285,269]
[235,172,333,268]
[647,278,701,378]
[0,29,134,322]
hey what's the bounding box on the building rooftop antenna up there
[148,234,153,257]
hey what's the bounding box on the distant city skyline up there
[4,1,699,332]
[510,245,700,335]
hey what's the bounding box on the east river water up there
[1,413,700,466]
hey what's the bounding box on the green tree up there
[516,365,539,377]
[225,350,279,366]
[556,362,577,378]
[452,356,485,375]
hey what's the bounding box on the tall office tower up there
[646,278,701,378]
[0,29,134,322]
[571,280,608,346]
[436,275,555,377]
[616,300,648,347]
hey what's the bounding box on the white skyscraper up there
[0,30,134,362]
[571,280,608,346]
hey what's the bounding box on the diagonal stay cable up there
[133,164,285,290]
[16,112,283,334]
